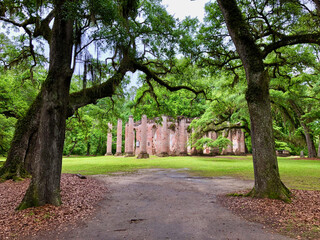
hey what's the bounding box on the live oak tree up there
[2,0,320,210]
[178,0,320,201]
[0,0,187,209]
[188,71,251,153]
[269,44,320,157]
[208,0,320,201]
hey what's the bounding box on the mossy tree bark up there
[217,0,291,201]
[0,98,41,180]
[0,56,132,183]
[16,0,74,209]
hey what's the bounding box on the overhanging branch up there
[132,61,207,98]
[263,32,320,57]
[68,56,134,117]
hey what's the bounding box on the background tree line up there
[2,54,319,157]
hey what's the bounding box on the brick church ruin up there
[105,115,246,158]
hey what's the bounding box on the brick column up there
[239,129,246,154]
[105,123,112,155]
[179,117,188,156]
[115,119,122,156]
[137,115,149,158]
[158,116,169,157]
[125,116,135,157]
[124,123,128,153]
[227,130,233,154]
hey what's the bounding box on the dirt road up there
[42,169,292,240]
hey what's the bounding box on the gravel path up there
[43,169,293,240]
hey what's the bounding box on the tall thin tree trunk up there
[301,123,317,158]
[67,141,77,157]
[86,142,91,156]
[95,136,102,155]
[17,1,74,209]
[289,100,317,158]
[217,0,290,201]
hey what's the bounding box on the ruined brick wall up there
[107,115,246,156]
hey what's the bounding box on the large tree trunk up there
[67,141,77,157]
[246,71,290,200]
[17,1,74,209]
[0,1,134,186]
[217,0,291,201]
[0,54,132,183]
[0,98,41,180]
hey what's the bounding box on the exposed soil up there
[1,169,318,240]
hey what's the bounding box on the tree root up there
[245,181,292,203]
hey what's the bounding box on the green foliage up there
[2,0,320,160]
[132,59,208,119]
[267,44,320,155]
[0,68,44,155]
[0,115,16,156]
[275,140,292,152]
[188,70,250,152]
[192,136,232,153]
[64,75,133,156]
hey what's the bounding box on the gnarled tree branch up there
[68,55,134,116]
[263,32,320,57]
[132,61,207,98]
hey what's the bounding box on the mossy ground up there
[61,155,320,190]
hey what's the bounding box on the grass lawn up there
[62,155,320,191]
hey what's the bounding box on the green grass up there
[61,155,320,191]
[0,155,318,190]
